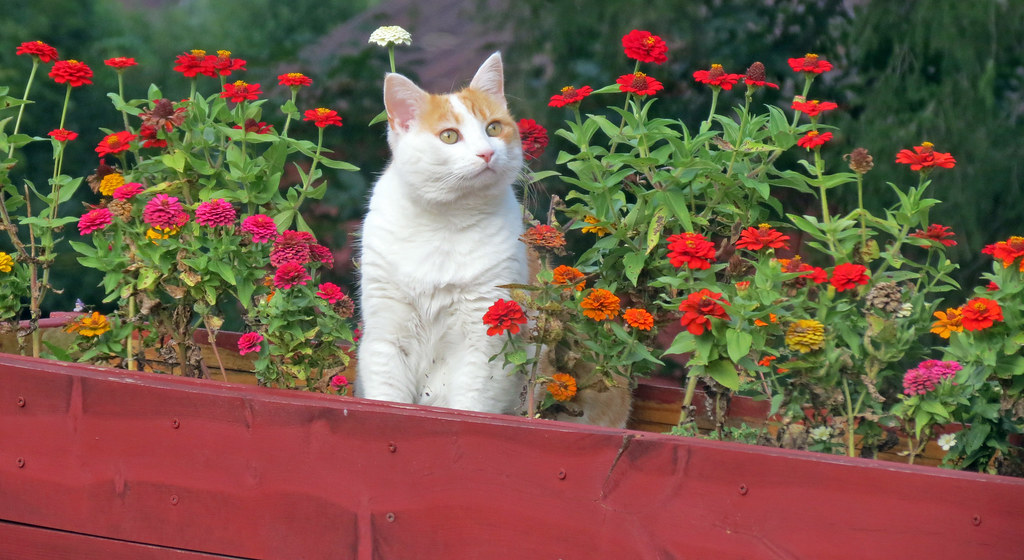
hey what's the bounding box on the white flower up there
[895,302,913,318]
[937,433,957,451]
[809,426,833,441]
[368,26,412,47]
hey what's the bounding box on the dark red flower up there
[616,72,664,96]
[270,230,317,266]
[49,59,93,87]
[139,98,187,132]
[518,118,548,160]
[548,85,593,108]
[520,224,565,250]
[303,108,343,128]
[742,62,779,89]
[736,224,790,251]
[278,72,313,87]
[693,64,744,90]
[221,80,261,103]
[95,131,137,157]
[234,119,274,134]
[679,289,731,336]
[483,298,528,336]
[788,53,833,74]
[667,232,716,269]
[895,142,956,171]
[48,128,78,142]
[138,125,167,149]
[791,99,838,117]
[16,41,58,63]
[621,30,668,64]
[960,297,1003,331]
[104,57,138,70]
[830,263,870,292]
[909,224,957,247]
[797,130,833,149]
[273,261,311,290]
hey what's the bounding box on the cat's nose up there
[477,149,494,164]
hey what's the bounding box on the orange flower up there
[930,307,963,339]
[552,265,585,291]
[623,308,654,331]
[758,355,777,367]
[580,288,620,321]
[982,236,1024,271]
[64,311,111,337]
[521,224,566,250]
[753,313,777,327]
[546,373,578,402]
[581,215,610,237]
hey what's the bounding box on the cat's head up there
[382,52,523,205]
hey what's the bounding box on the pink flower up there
[195,199,237,227]
[270,230,317,266]
[330,374,349,388]
[902,360,962,396]
[316,282,345,304]
[309,244,334,267]
[143,194,188,229]
[237,332,264,356]
[112,182,144,200]
[241,214,278,243]
[273,262,311,289]
[78,207,113,235]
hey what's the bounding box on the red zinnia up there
[779,256,828,285]
[237,332,264,355]
[48,129,78,142]
[234,119,274,134]
[270,230,317,266]
[797,130,833,149]
[221,80,261,103]
[548,85,593,108]
[736,224,790,251]
[316,282,345,304]
[616,72,664,96]
[16,41,59,63]
[679,289,731,336]
[242,214,278,243]
[829,263,870,292]
[95,131,137,157]
[518,118,548,160]
[788,53,833,74]
[143,194,188,229]
[211,50,246,77]
[278,72,313,87]
[104,57,138,70]
[909,224,957,247]
[483,298,528,336]
[791,99,839,117]
[982,235,1024,271]
[273,261,311,290]
[960,297,1003,331]
[693,64,744,90]
[139,125,167,148]
[49,59,93,87]
[195,199,237,227]
[173,50,215,78]
[303,108,343,128]
[621,30,668,64]
[742,62,779,89]
[666,232,716,270]
[895,142,956,171]
[78,207,113,235]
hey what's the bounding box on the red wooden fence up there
[1,353,1022,559]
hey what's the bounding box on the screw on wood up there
[16,396,25,407]
[388,442,397,453]
[170,495,179,506]
[385,512,396,522]
[972,515,982,526]
[738,484,749,496]
[557,469,567,480]
[171,418,180,429]
[16,457,25,468]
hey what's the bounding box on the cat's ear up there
[383,73,428,133]
[469,52,505,106]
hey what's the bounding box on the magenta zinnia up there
[237,332,264,356]
[78,207,113,235]
[270,230,317,266]
[273,262,311,290]
[143,194,188,229]
[902,360,962,396]
[241,214,278,243]
[483,298,528,336]
[316,282,345,304]
[112,182,144,200]
[195,199,237,227]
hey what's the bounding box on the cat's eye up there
[485,121,503,137]
[439,129,460,144]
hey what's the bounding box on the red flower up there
[788,53,833,74]
[621,30,668,64]
[195,199,237,227]
[139,98,188,132]
[16,41,58,63]
[270,230,317,266]
[48,128,78,142]
[960,297,1003,331]
[548,85,593,108]
[273,262,311,290]
[742,62,779,89]
[242,214,278,243]
[316,282,345,304]
[221,80,261,103]
[678,289,731,336]
[234,119,274,134]
[736,224,790,251]
[143,194,188,229]
[909,224,957,247]
[78,207,113,235]
[237,332,263,356]
[692,64,744,90]
[986,281,1000,292]
[49,59,93,87]
[483,298,528,336]
[830,263,870,292]
[616,72,664,96]
[278,72,313,87]
[211,50,246,77]
[895,142,956,170]
[303,108,343,128]
[667,232,716,269]
[779,256,828,285]
[173,50,215,78]
[309,244,334,267]
[518,118,548,160]
[138,125,167,149]
[797,130,833,149]
[95,131,137,157]
[104,57,138,69]
[112,182,144,200]
[791,99,838,117]
[982,235,1024,271]
[520,224,566,250]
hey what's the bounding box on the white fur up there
[357,54,528,413]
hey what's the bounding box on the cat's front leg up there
[355,326,419,405]
[442,307,528,414]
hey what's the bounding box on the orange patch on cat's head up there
[412,88,518,143]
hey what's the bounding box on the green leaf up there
[725,328,753,364]
[161,150,187,173]
[706,359,740,391]
[622,251,646,286]
[368,109,388,126]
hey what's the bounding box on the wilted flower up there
[845,147,874,174]
[581,215,610,237]
[139,99,187,132]
[742,61,779,89]
[520,224,566,251]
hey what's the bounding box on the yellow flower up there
[785,319,825,353]
[580,288,620,321]
[146,226,180,242]
[581,215,610,237]
[546,373,578,402]
[930,307,964,339]
[0,251,13,273]
[99,172,125,196]
[64,311,111,337]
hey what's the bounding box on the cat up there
[356,52,529,414]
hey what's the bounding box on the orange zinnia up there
[580,288,620,321]
[960,297,1003,332]
[930,307,963,339]
[552,265,585,291]
[623,308,654,331]
[546,373,578,402]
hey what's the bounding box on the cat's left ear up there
[469,52,506,107]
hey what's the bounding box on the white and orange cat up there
[356,53,529,414]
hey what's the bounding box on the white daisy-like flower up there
[368,26,412,47]
[937,433,957,451]
[809,425,833,441]
[895,302,913,318]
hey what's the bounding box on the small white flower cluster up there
[368,26,412,48]
[809,425,833,441]
[937,433,957,451]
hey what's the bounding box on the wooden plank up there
[0,520,244,559]
[1,353,1023,559]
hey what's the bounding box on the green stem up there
[8,58,39,158]
[678,371,700,427]
[388,45,397,73]
[117,71,130,132]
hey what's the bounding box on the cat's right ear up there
[383,73,428,134]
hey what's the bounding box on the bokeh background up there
[2,0,1022,317]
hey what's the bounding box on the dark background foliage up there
[2,0,1021,314]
